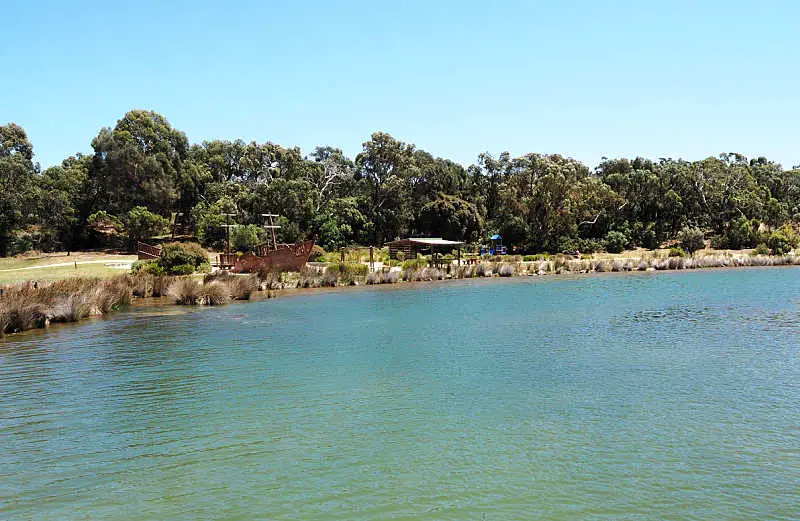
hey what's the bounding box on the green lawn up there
[0,253,137,285]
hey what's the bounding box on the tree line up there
[2,109,800,257]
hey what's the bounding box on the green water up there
[2,269,800,520]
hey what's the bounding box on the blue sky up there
[2,0,799,170]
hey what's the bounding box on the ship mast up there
[261,214,280,250]
[220,213,237,255]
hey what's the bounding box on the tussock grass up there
[167,273,257,306]
[228,275,259,300]
[167,279,202,305]
[452,265,475,279]
[297,266,324,288]
[199,281,230,306]
[128,272,175,297]
[498,263,516,277]
[476,263,493,277]
[0,276,137,335]
[321,267,339,287]
[365,270,401,285]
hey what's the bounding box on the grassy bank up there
[270,251,800,290]
[0,272,256,336]
[3,250,799,337]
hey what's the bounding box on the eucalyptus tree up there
[89,110,188,215]
[0,123,38,256]
[355,132,415,244]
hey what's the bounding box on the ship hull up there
[219,239,315,273]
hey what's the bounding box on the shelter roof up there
[386,237,465,247]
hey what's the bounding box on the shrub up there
[401,258,428,270]
[124,206,169,248]
[767,231,793,255]
[678,227,705,254]
[169,263,195,276]
[668,247,687,258]
[231,224,264,252]
[131,260,153,273]
[576,238,605,254]
[753,243,770,256]
[721,216,759,250]
[158,242,209,274]
[309,245,326,262]
[604,230,629,254]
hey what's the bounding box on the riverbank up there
[3,251,799,337]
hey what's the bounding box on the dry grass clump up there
[50,295,91,322]
[167,274,256,305]
[421,267,444,280]
[366,270,401,285]
[401,267,444,282]
[128,272,174,297]
[476,263,493,277]
[227,275,259,300]
[297,266,324,288]
[91,278,133,313]
[321,267,339,287]
[498,263,516,277]
[452,265,476,279]
[198,281,230,306]
[167,279,201,305]
[1,276,136,335]
[258,269,285,290]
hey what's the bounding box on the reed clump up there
[297,266,324,288]
[167,279,202,305]
[205,271,259,299]
[0,276,136,335]
[166,271,261,306]
[127,272,175,298]
[198,281,230,305]
[476,263,493,277]
[498,263,516,277]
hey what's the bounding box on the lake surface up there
[2,269,800,520]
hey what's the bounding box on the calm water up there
[2,269,800,520]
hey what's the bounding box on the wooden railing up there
[137,241,162,260]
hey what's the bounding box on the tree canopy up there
[3,111,800,256]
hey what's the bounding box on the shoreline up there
[2,258,799,339]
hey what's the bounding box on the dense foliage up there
[3,111,800,256]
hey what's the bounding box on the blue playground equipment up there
[480,234,507,256]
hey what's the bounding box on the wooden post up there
[221,213,237,256]
[458,248,461,266]
[340,249,345,263]
[369,246,374,272]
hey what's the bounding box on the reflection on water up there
[2,268,800,520]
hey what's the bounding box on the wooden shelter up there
[386,237,465,266]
